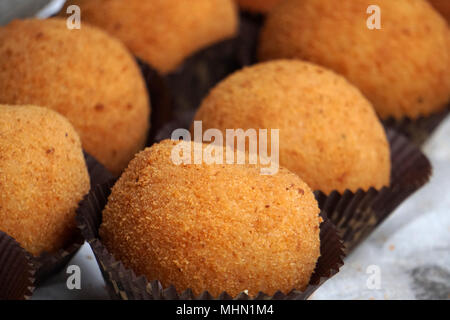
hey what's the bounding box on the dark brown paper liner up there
[383,105,450,146]
[76,181,345,300]
[136,41,239,120]
[136,59,173,145]
[154,111,196,143]
[164,38,242,114]
[237,11,265,67]
[315,128,432,253]
[31,153,114,284]
[164,12,271,113]
[0,231,35,300]
[138,45,237,144]
[136,13,265,120]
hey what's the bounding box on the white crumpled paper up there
[312,116,450,300]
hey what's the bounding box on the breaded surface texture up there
[194,60,391,194]
[0,105,90,256]
[0,18,150,175]
[237,0,283,13]
[259,0,450,119]
[100,140,321,297]
[61,0,238,74]
[429,0,450,23]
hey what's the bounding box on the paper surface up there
[312,117,450,300]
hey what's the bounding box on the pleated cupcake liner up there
[136,59,173,145]
[315,128,432,253]
[135,12,268,122]
[164,38,243,114]
[31,230,85,286]
[136,41,238,144]
[1,152,114,286]
[237,11,265,67]
[0,231,35,300]
[382,105,450,147]
[76,180,345,300]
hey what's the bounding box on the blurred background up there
[0,0,63,25]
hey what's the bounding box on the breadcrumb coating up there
[259,0,450,119]
[100,140,321,297]
[61,0,238,74]
[194,60,391,194]
[0,18,150,175]
[429,0,450,23]
[237,0,283,13]
[0,105,90,257]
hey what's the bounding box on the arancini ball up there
[61,0,238,74]
[236,0,283,13]
[100,140,321,297]
[0,105,90,257]
[428,0,450,23]
[0,18,150,175]
[193,60,391,194]
[259,0,450,120]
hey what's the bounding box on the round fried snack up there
[194,60,391,194]
[0,105,90,257]
[237,0,283,13]
[259,0,450,119]
[0,18,150,175]
[100,140,321,297]
[61,0,238,74]
[429,0,450,23]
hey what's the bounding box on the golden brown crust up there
[61,0,238,74]
[100,140,321,297]
[429,0,450,23]
[237,0,283,13]
[0,105,90,257]
[194,60,391,194]
[0,18,150,175]
[259,0,450,119]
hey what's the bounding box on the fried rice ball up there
[236,0,283,13]
[61,0,238,74]
[194,60,391,194]
[429,0,450,23]
[0,105,90,257]
[0,18,150,175]
[259,0,450,120]
[100,140,321,297]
